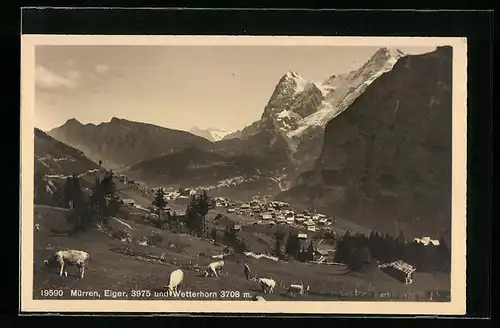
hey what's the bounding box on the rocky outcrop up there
[277,46,453,238]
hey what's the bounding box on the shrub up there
[147,231,164,246]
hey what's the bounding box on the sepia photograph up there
[20,35,467,314]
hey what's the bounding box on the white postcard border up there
[20,35,468,314]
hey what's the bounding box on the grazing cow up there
[259,278,276,294]
[205,260,225,277]
[287,284,304,296]
[43,250,90,279]
[253,295,266,301]
[165,269,184,293]
[287,283,309,296]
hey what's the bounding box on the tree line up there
[333,230,451,273]
[150,187,211,238]
[63,170,123,232]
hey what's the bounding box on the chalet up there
[297,233,308,240]
[286,217,295,224]
[227,208,235,213]
[413,237,440,246]
[307,226,316,232]
[378,260,416,284]
[122,198,135,206]
[240,203,251,209]
[295,217,305,223]
[261,213,273,220]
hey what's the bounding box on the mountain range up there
[45,47,408,195]
[276,46,452,238]
[236,47,406,176]
[38,46,452,236]
[189,126,235,142]
[48,117,214,169]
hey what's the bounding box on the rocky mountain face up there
[189,126,233,142]
[237,47,406,177]
[221,130,243,140]
[276,46,452,238]
[48,117,213,169]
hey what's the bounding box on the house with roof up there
[122,198,135,206]
[378,260,416,284]
[261,213,273,220]
[413,237,440,246]
[297,233,308,240]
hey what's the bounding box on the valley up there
[31,46,453,302]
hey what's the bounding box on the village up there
[110,172,447,289]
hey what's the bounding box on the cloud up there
[35,65,80,89]
[94,64,110,74]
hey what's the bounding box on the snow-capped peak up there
[189,126,233,142]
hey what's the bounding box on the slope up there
[34,128,100,206]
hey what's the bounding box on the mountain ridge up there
[48,117,214,169]
[189,126,233,142]
[276,46,452,238]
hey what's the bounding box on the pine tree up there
[307,240,314,261]
[152,187,167,222]
[285,233,300,259]
[89,171,121,222]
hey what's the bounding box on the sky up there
[34,45,437,133]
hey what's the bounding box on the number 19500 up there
[40,289,64,297]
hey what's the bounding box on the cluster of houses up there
[219,199,336,233]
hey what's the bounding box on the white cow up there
[205,260,225,277]
[165,269,184,293]
[253,295,266,301]
[259,278,276,294]
[287,284,304,295]
[44,250,90,279]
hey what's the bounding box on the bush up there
[147,231,163,246]
[112,229,132,243]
